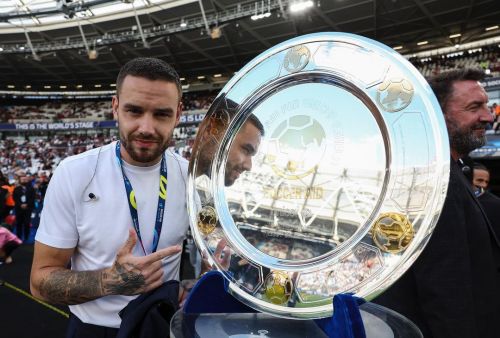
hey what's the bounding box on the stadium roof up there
[0,0,498,92]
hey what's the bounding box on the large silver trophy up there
[187,32,449,320]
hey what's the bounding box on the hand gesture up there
[103,229,181,296]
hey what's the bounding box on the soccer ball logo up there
[283,45,311,73]
[372,212,414,254]
[266,115,326,180]
[376,77,414,112]
[197,206,217,235]
[264,271,293,305]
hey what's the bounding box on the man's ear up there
[175,100,183,127]
[111,96,119,120]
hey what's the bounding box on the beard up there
[446,118,487,156]
[120,130,171,164]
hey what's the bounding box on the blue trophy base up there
[174,271,422,338]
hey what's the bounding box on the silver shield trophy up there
[187,32,450,319]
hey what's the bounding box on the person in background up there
[374,68,500,338]
[0,225,22,264]
[1,175,15,223]
[13,171,35,242]
[472,162,490,193]
[472,163,500,246]
[0,172,9,224]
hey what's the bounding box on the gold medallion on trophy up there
[376,77,414,112]
[264,271,293,305]
[372,212,414,254]
[197,206,217,235]
[283,45,311,73]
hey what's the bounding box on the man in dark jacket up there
[374,68,500,338]
[13,173,35,241]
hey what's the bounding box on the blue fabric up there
[183,271,366,338]
[315,293,367,338]
[183,270,256,314]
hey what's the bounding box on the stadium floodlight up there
[180,77,185,81]
[485,25,498,31]
[417,41,428,46]
[88,49,98,60]
[251,12,271,20]
[449,33,461,38]
[180,18,187,28]
[393,46,403,50]
[44,85,51,89]
[213,74,222,78]
[210,27,221,39]
[197,75,205,80]
[289,0,314,13]
[7,85,15,89]
[60,85,67,89]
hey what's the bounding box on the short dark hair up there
[428,68,485,112]
[473,162,489,173]
[116,57,182,100]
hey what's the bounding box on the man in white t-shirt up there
[30,57,189,336]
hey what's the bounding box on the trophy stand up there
[170,271,422,338]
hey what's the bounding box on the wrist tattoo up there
[102,261,146,295]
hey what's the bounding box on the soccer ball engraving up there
[197,206,217,235]
[376,77,414,112]
[266,115,326,180]
[283,45,311,73]
[264,271,293,305]
[372,212,414,254]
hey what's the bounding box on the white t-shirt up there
[35,141,189,328]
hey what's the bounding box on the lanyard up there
[115,141,168,255]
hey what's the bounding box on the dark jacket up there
[117,280,179,338]
[13,184,36,211]
[374,160,500,338]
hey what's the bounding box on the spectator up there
[0,226,22,264]
[13,172,35,241]
[472,163,490,192]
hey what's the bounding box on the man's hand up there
[103,229,182,296]
[30,229,181,305]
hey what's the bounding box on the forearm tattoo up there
[39,269,106,305]
[38,262,146,305]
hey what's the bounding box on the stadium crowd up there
[0,91,215,123]
[411,44,500,78]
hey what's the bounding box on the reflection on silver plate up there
[187,32,450,319]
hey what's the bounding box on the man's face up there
[20,176,29,185]
[112,75,181,166]
[225,121,262,186]
[473,168,490,190]
[444,80,493,158]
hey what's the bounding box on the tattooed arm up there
[30,229,181,305]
